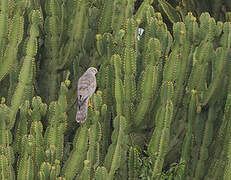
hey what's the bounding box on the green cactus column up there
[123,18,137,126]
[0,0,24,81]
[62,125,88,180]
[134,38,161,128]
[148,81,174,179]
[104,115,128,180]
[0,103,15,179]
[17,135,35,180]
[44,82,68,161]
[9,10,40,128]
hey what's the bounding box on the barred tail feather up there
[76,98,88,123]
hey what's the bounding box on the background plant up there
[0,0,231,179]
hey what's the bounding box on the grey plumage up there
[76,98,88,122]
[76,67,97,123]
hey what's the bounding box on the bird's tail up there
[76,99,88,123]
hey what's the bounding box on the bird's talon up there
[88,99,92,107]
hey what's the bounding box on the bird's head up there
[87,67,98,75]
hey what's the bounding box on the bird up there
[76,67,98,123]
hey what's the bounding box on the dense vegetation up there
[0,0,231,179]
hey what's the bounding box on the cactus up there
[135,0,154,20]
[44,82,68,161]
[112,54,124,115]
[158,0,181,23]
[85,121,102,178]
[0,155,11,179]
[30,97,47,172]
[123,18,137,125]
[41,0,63,102]
[79,160,91,180]
[148,81,174,178]
[111,0,126,33]
[98,0,113,34]
[17,134,35,180]
[0,1,231,180]
[9,10,40,128]
[178,89,198,179]
[94,166,109,180]
[128,146,139,179]
[134,38,160,127]
[0,0,24,81]
[201,47,227,106]
[195,106,215,179]
[39,160,64,180]
[13,101,30,154]
[0,103,15,179]
[104,115,127,180]
[62,125,88,180]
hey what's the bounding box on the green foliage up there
[0,1,231,179]
[94,166,108,180]
[0,0,24,81]
[104,115,128,179]
[9,10,40,128]
[134,38,160,127]
[148,81,174,178]
[62,125,88,180]
[158,0,182,23]
[112,54,123,115]
[128,146,139,179]
[98,0,113,33]
[123,18,137,124]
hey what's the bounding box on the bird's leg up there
[88,98,92,107]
